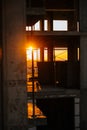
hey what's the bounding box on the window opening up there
[53,47,68,61]
[26,47,40,92]
[27,103,46,119]
[26,21,40,31]
[44,48,48,61]
[44,20,48,31]
[53,20,68,31]
[26,47,47,121]
[26,20,68,31]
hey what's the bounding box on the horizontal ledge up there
[46,8,76,12]
[28,118,47,127]
[27,88,80,99]
[26,8,45,15]
[26,31,87,36]
[26,8,76,12]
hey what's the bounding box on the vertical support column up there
[40,47,44,62]
[67,41,79,89]
[80,0,87,31]
[80,36,87,130]
[68,16,77,31]
[0,0,4,129]
[80,0,87,130]
[40,19,44,31]
[0,52,3,130]
[68,42,78,62]
[48,46,53,62]
[68,0,78,32]
[3,0,28,129]
[48,13,53,31]
[74,0,79,31]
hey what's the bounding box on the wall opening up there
[26,20,68,31]
[53,20,68,31]
[53,47,68,61]
[37,98,75,130]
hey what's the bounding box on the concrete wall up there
[3,0,28,129]
[38,61,80,89]
[0,0,4,129]
[80,0,87,130]
[80,36,87,130]
[79,0,87,32]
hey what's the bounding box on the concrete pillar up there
[68,42,78,62]
[0,1,4,129]
[80,36,87,130]
[3,0,28,129]
[40,19,44,31]
[68,16,77,31]
[48,13,53,31]
[68,0,78,31]
[79,0,87,31]
[48,47,53,62]
[80,0,87,130]
[40,47,44,62]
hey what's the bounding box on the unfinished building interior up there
[1,0,87,130]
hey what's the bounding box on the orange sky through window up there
[54,48,68,61]
[26,47,40,61]
[26,47,68,61]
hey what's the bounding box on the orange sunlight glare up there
[26,47,32,60]
[27,103,46,119]
[26,47,40,61]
